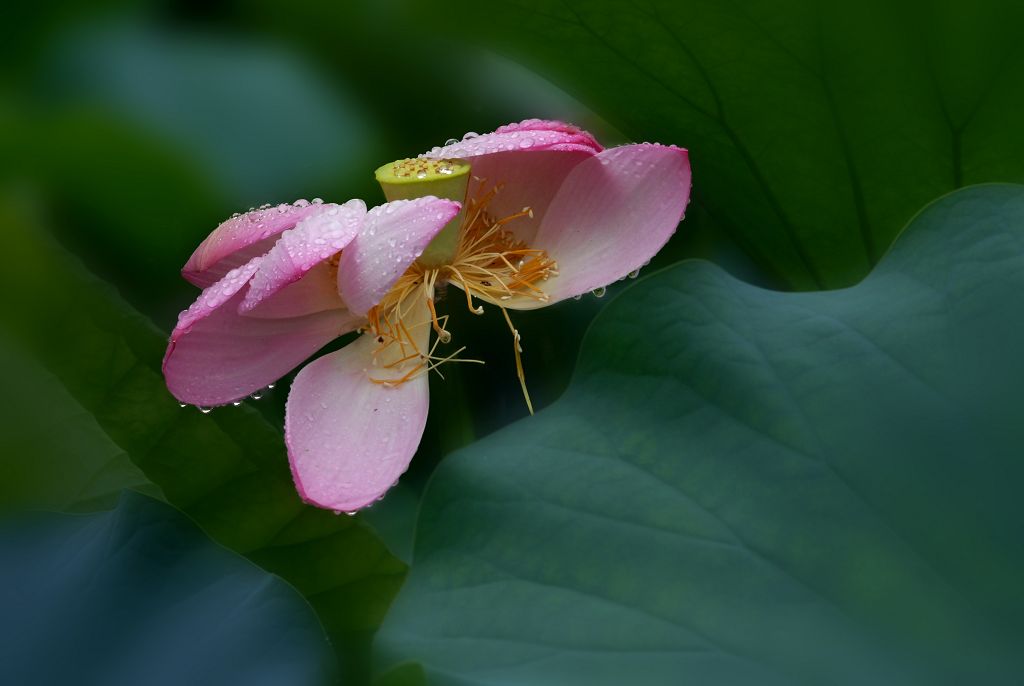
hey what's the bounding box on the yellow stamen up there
[363,177,554,410]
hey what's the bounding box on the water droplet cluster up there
[419,119,599,160]
[386,158,463,180]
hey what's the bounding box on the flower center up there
[375,157,470,267]
[363,172,557,412]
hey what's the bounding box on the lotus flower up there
[163,119,691,512]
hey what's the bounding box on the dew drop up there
[628,268,641,279]
[250,391,263,400]
[178,403,188,408]
[591,286,607,298]
[198,406,212,414]
[232,401,243,407]
[445,138,459,146]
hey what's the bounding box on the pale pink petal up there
[286,299,431,512]
[240,200,366,314]
[507,144,691,309]
[242,262,342,319]
[163,258,360,406]
[337,197,461,315]
[421,120,603,243]
[183,200,338,287]
[422,119,601,160]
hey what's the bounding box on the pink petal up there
[240,200,366,314]
[183,200,339,288]
[421,120,603,243]
[286,299,431,512]
[422,119,602,160]
[164,258,360,406]
[242,262,343,319]
[337,197,461,315]
[510,144,692,309]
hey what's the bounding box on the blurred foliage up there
[0,492,335,686]
[380,185,1024,685]
[0,198,404,680]
[417,0,1024,289]
[2,1,1023,684]
[0,332,160,512]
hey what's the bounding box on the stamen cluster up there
[360,179,557,412]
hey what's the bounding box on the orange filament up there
[360,178,555,412]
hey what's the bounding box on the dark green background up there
[2,1,1022,684]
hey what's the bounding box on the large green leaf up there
[422,0,1024,288]
[0,492,334,685]
[0,197,405,678]
[0,333,158,512]
[378,184,1024,685]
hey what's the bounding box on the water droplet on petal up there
[198,406,212,414]
[591,286,607,298]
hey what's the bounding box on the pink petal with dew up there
[286,299,431,512]
[507,144,692,309]
[337,197,461,315]
[422,120,603,243]
[164,257,360,407]
[422,119,602,160]
[241,200,366,314]
[183,200,338,287]
[242,262,342,319]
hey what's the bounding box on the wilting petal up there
[286,299,431,512]
[421,120,602,243]
[183,201,339,287]
[164,258,360,406]
[337,197,460,315]
[241,200,365,314]
[508,144,691,309]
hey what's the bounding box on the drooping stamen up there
[442,178,557,311]
[439,178,553,413]
[364,274,481,387]
[362,176,553,408]
[501,307,534,415]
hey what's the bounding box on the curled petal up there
[286,298,431,512]
[242,262,343,319]
[422,119,601,160]
[183,201,338,287]
[241,200,366,314]
[421,120,602,243]
[507,144,691,309]
[164,257,360,406]
[337,197,461,315]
